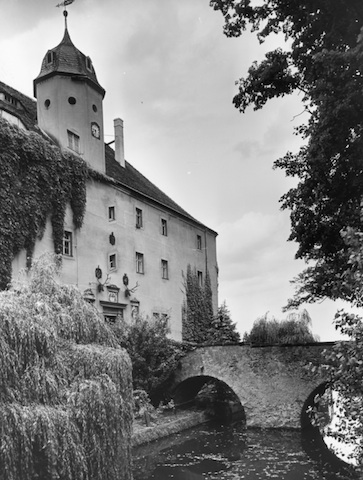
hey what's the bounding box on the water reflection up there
[133,421,359,480]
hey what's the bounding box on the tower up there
[33,11,106,172]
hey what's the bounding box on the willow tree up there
[0,254,133,480]
[243,309,317,345]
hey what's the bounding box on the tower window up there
[68,96,76,105]
[67,130,80,153]
[136,252,144,274]
[63,231,73,256]
[92,104,98,113]
[44,99,51,109]
[197,235,202,250]
[198,271,203,287]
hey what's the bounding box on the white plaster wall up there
[36,76,105,172]
[12,178,218,341]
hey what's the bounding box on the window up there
[197,235,202,250]
[100,302,125,324]
[198,270,203,287]
[136,252,144,274]
[153,312,169,326]
[161,218,168,236]
[161,259,169,279]
[47,51,54,64]
[4,93,18,107]
[136,208,143,228]
[63,231,73,256]
[109,253,117,270]
[108,206,115,221]
[67,130,80,153]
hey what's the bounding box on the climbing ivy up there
[182,265,214,343]
[0,119,88,290]
[182,266,240,344]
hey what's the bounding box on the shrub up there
[113,314,190,404]
[114,315,189,406]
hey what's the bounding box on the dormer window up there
[47,51,55,64]
[2,93,19,108]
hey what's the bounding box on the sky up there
[0,0,355,341]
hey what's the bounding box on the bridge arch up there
[301,382,329,429]
[173,374,245,420]
[170,344,331,429]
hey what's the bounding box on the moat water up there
[132,420,359,480]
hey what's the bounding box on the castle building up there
[2,12,218,340]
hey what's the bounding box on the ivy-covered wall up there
[0,118,88,289]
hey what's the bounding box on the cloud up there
[218,211,296,281]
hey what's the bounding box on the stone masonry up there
[171,343,333,429]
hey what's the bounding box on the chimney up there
[114,118,125,167]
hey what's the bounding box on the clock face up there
[91,122,100,139]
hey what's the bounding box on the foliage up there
[210,0,363,307]
[243,309,318,345]
[182,265,215,343]
[113,314,189,404]
[0,254,133,480]
[310,231,363,465]
[0,118,88,290]
[208,301,241,344]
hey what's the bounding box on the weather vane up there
[55,0,75,8]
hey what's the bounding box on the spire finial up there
[63,10,68,30]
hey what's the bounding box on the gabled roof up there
[104,144,213,230]
[0,80,216,235]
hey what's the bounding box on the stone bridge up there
[170,343,335,429]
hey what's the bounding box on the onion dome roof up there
[34,22,105,98]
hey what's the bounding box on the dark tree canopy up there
[210,0,363,307]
